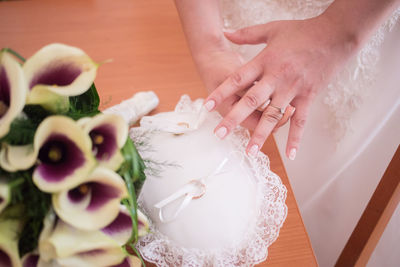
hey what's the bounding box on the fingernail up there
[215,126,227,139]
[204,99,216,111]
[248,144,259,157]
[289,148,296,160]
[223,28,236,33]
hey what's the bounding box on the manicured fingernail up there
[204,100,216,111]
[215,126,227,139]
[223,28,235,33]
[289,148,296,160]
[248,144,259,157]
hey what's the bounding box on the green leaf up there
[67,83,100,119]
[0,116,39,145]
[23,105,51,123]
[0,168,51,256]
[118,138,146,248]
[119,138,146,194]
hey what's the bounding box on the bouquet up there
[0,44,149,267]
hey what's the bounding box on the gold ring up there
[268,103,285,114]
[187,180,206,200]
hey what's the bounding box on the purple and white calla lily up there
[0,51,28,138]
[21,252,45,267]
[0,217,22,267]
[79,114,128,171]
[101,205,150,246]
[0,144,37,172]
[33,116,95,193]
[110,256,141,267]
[39,212,127,267]
[23,44,98,112]
[21,253,58,267]
[52,167,128,231]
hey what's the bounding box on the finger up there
[246,98,293,157]
[241,110,262,130]
[224,24,271,45]
[214,78,275,139]
[204,60,262,112]
[274,104,296,130]
[216,94,261,131]
[286,97,311,160]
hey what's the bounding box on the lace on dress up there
[220,0,400,141]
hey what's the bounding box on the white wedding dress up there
[220,1,400,266]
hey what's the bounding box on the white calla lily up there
[0,180,11,214]
[0,51,28,138]
[53,167,128,231]
[23,44,98,112]
[39,212,126,267]
[0,217,22,267]
[79,113,128,170]
[32,116,95,193]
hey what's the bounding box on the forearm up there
[323,0,400,49]
[174,0,227,62]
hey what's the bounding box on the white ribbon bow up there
[154,152,244,223]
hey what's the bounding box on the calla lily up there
[0,144,37,172]
[0,145,18,172]
[79,114,128,171]
[0,50,28,138]
[0,180,11,214]
[110,256,141,267]
[101,205,150,246]
[52,167,128,231]
[21,253,40,267]
[0,217,22,267]
[23,43,98,112]
[39,212,127,267]
[137,209,150,237]
[33,116,95,193]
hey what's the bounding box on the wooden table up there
[0,0,317,266]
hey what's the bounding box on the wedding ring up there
[268,103,285,115]
[187,180,206,200]
[259,99,271,111]
[274,105,296,129]
[177,122,189,128]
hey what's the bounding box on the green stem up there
[132,245,146,267]
[1,48,26,62]
[122,173,139,244]
[7,177,25,188]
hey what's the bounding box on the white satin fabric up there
[221,1,400,266]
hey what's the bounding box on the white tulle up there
[221,0,400,141]
[130,95,287,267]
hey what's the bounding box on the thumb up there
[224,24,270,45]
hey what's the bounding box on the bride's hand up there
[195,48,263,130]
[203,15,358,159]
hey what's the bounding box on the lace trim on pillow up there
[132,95,288,266]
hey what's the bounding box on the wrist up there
[309,10,366,69]
[189,32,230,63]
[317,11,362,56]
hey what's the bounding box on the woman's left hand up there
[203,14,358,159]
